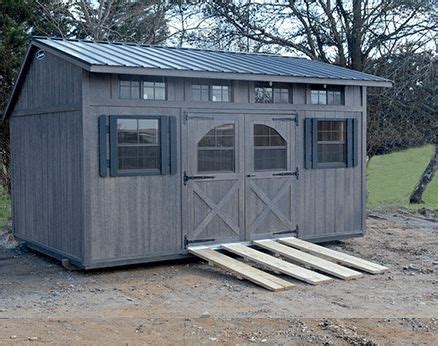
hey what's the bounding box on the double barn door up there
[182,113,298,247]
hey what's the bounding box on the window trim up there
[108,115,170,177]
[304,118,358,169]
[118,76,167,101]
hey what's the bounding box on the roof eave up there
[89,65,393,88]
[2,44,36,122]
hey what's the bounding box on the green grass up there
[367,145,438,210]
[0,186,11,228]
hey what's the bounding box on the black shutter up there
[160,116,170,175]
[347,118,359,167]
[304,118,314,169]
[98,115,108,177]
[109,116,118,177]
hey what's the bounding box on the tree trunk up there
[409,144,438,204]
[350,0,363,71]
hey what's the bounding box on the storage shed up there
[3,37,392,269]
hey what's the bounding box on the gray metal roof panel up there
[33,37,390,83]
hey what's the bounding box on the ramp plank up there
[253,240,363,280]
[189,248,294,291]
[221,243,332,285]
[278,237,389,274]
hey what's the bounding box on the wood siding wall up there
[83,73,365,266]
[10,52,83,262]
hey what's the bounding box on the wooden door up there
[182,113,244,248]
[244,114,298,240]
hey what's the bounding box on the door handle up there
[246,174,256,178]
[183,171,215,185]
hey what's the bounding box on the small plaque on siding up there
[36,50,45,60]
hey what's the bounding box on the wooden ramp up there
[188,248,294,291]
[221,243,332,285]
[189,237,388,291]
[278,237,389,274]
[253,239,363,280]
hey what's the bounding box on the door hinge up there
[183,171,215,185]
[272,167,299,180]
[184,235,216,248]
[273,224,299,236]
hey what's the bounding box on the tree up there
[196,0,436,70]
[0,0,175,193]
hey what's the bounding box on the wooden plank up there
[221,244,332,285]
[253,240,363,280]
[278,237,389,274]
[189,248,294,291]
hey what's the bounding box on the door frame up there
[181,109,299,250]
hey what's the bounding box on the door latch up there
[183,171,215,185]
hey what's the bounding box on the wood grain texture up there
[10,111,83,260]
[278,237,389,274]
[253,239,363,280]
[189,248,294,291]
[221,243,333,284]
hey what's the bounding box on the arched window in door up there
[198,124,235,173]
[253,124,287,171]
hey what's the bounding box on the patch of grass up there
[367,145,438,211]
[0,187,11,228]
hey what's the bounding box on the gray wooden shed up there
[3,37,391,269]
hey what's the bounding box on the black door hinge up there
[272,167,299,180]
[183,171,215,185]
[184,235,216,248]
[273,224,299,236]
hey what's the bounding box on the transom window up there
[119,80,141,99]
[310,86,343,105]
[255,82,291,103]
[211,85,230,102]
[117,118,160,172]
[192,84,209,101]
[317,120,346,165]
[191,81,232,102]
[198,124,235,173]
[253,124,287,171]
[119,77,166,100]
[143,80,166,100]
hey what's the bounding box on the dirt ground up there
[0,210,437,345]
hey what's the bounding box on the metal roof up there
[33,37,391,85]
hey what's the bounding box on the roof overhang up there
[2,40,393,121]
[89,64,394,88]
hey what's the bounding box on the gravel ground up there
[0,211,437,345]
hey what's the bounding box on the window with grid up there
[143,79,166,100]
[255,82,291,103]
[116,118,160,172]
[119,80,141,99]
[317,120,346,164]
[253,124,287,171]
[192,84,209,101]
[197,124,235,173]
[211,85,230,102]
[310,86,343,105]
